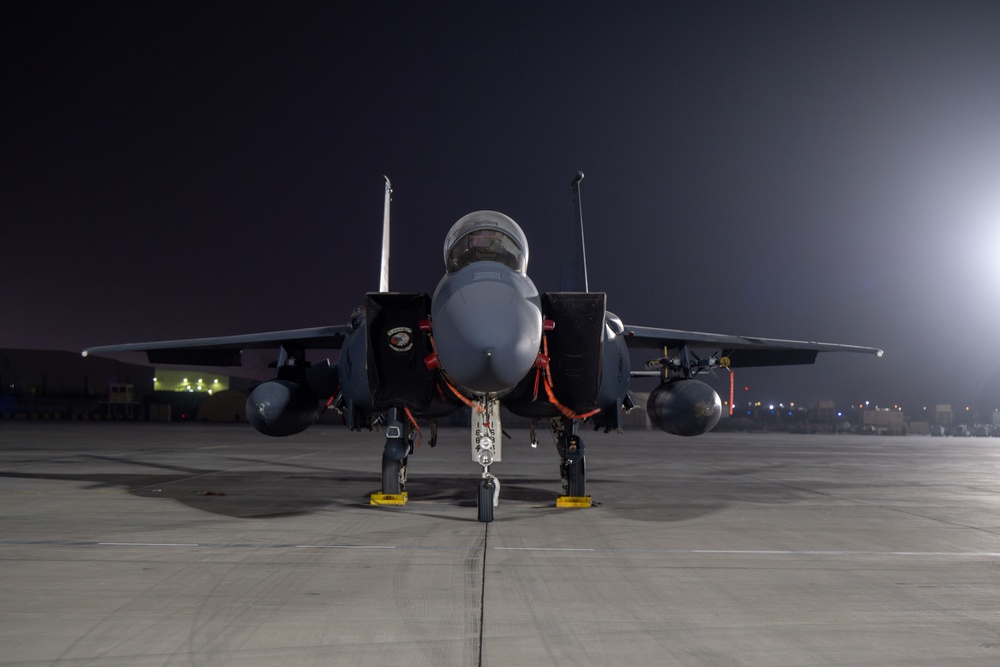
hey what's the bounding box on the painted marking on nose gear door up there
[472,400,502,464]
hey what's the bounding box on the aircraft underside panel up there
[365,292,435,411]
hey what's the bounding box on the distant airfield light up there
[183,378,188,384]
[213,379,219,384]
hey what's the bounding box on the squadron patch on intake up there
[387,327,414,352]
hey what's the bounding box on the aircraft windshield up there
[443,211,529,273]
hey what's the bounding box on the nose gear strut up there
[473,397,502,522]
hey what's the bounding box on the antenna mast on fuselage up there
[561,171,590,292]
[379,176,392,292]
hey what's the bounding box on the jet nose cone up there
[432,279,541,395]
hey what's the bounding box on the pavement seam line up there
[478,521,489,667]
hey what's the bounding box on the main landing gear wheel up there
[564,455,586,497]
[477,478,496,523]
[380,406,411,496]
[381,453,406,495]
[557,426,587,498]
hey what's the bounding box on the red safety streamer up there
[729,368,735,416]
[538,335,601,420]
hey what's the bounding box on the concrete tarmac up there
[2,422,1000,666]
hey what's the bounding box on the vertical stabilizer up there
[560,171,590,292]
[379,176,392,292]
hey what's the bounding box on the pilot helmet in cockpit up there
[443,211,529,274]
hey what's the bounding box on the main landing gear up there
[380,407,411,496]
[552,416,587,499]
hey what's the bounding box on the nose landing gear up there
[473,398,502,523]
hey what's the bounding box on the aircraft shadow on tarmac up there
[1,453,820,523]
[0,452,567,519]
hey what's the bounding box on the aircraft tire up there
[566,456,586,497]
[381,453,401,495]
[477,479,495,523]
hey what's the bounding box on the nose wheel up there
[477,474,499,523]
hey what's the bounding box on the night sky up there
[4,1,1000,413]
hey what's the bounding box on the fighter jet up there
[84,174,882,522]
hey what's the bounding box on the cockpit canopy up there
[443,210,529,273]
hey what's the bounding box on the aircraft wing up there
[622,324,883,368]
[82,325,349,366]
